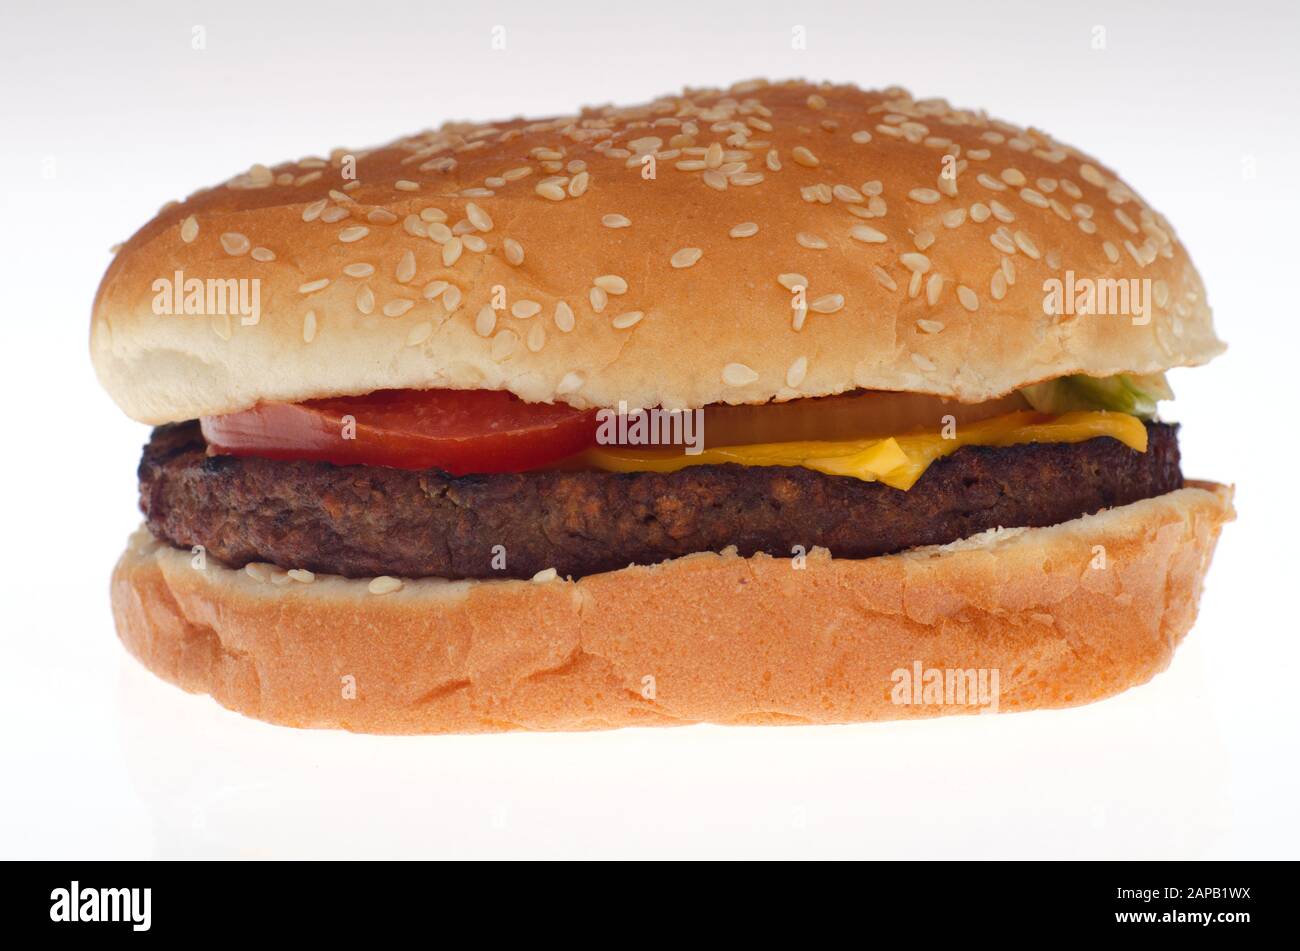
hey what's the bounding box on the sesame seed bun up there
[111,483,1233,733]
[91,79,1224,424]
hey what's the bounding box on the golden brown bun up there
[92,79,1224,424]
[111,483,1233,733]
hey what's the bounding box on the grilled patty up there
[139,420,1182,581]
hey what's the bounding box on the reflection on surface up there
[115,641,1230,859]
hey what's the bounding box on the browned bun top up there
[91,79,1224,424]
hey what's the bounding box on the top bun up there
[91,79,1224,424]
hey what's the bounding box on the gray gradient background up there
[0,0,1296,859]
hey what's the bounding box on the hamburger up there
[92,79,1234,733]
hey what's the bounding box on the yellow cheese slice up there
[582,410,1148,490]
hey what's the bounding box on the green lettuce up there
[1019,373,1173,419]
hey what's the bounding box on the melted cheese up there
[582,411,1148,490]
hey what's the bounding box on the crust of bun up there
[110,483,1233,733]
[91,79,1224,424]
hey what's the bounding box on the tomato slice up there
[200,389,599,475]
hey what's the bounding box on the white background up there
[1,0,1296,859]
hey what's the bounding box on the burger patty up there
[139,420,1181,581]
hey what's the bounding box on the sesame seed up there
[420,207,448,223]
[833,184,864,204]
[1079,163,1107,187]
[1000,168,1026,186]
[908,188,941,205]
[914,230,936,251]
[531,567,558,583]
[367,209,398,225]
[941,209,967,229]
[1013,230,1041,259]
[465,202,493,231]
[796,232,829,250]
[407,321,433,346]
[302,199,327,222]
[356,285,375,314]
[970,202,991,223]
[957,285,979,311]
[916,318,944,334]
[1103,241,1120,263]
[671,247,703,269]
[368,576,403,595]
[395,180,419,191]
[977,173,1007,192]
[791,146,819,167]
[785,356,808,388]
[851,130,872,144]
[512,300,542,318]
[503,238,524,265]
[180,216,199,243]
[338,226,369,243]
[991,270,1008,301]
[990,200,1015,223]
[1019,188,1049,209]
[421,279,448,299]
[777,273,808,291]
[383,299,414,317]
[594,275,628,295]
[602,214,631,228]
[925,273,944,305]
[589,287,608,313]
[396,250,416,284]
[220,232,250,256]
[251,247,275,262]
[990,231,1017,254]
[810,293,844,314]
[441,237,463,266]
[723,363,759,386]
[475,305,496,336]
[872,266,897,291]
[462,234,486,253]
[611,310,644,329]
[850,224,887,244]
[557,371,584,395]
[702,170,728,191]
[567,171,590,197]
[900,252,931,273]
[426,222,452,244]
[730,222,759,238]
[244,563,271,583]
[287,568,316,584]
[302,310,317,343]
[442,286,462,311]
[299,278,330,293]
[535,182,566,201]
[554,301,575,332]
[911,353,936,372]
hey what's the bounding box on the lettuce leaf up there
[1019,373,1173,419]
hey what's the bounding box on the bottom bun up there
[111,483,1234,734]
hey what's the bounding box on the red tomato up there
[200,389,599,475]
